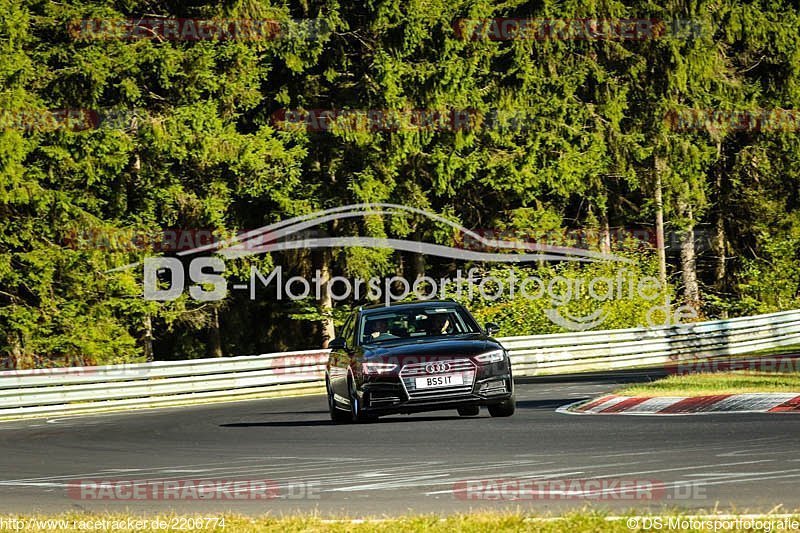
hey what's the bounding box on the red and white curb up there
[558,393,800,415]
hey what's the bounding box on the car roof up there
[359,300,460,315]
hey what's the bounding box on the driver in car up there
[367,318,397,340]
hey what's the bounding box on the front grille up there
[399,359,476,401]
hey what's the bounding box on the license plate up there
[415,373,464,389]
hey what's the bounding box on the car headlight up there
[474,349,505,364]
[362,362,397,375]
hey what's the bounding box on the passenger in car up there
[427,314,451,335]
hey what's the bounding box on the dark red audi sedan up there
[325,300,515,423]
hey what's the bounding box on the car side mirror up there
[328,337,347,350]
[485,322,500,336]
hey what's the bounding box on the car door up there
[329,314,355,401]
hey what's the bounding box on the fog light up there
[479,380,507,395]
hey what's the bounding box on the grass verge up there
[1,512,799,532]
[616,371,800,397]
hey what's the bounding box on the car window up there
[338,315,354,346]
[361,307,480,344]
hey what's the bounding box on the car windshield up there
[360,306,480,344]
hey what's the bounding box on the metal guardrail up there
[0,350,329,418]
[1,309,799,418]
[504,309,800,375]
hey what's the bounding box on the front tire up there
[328,379,350,424]
[488,396,515,417]
[349,380,375,423]
[457,405,480,416]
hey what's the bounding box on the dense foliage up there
[1,0,799,367]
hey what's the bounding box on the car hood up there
[362,334,502,359]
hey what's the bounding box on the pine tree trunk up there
[143,314,154,362]
[599,206,611,254]
[409,228,425,280]
[713,212,726,289]
[318,251,336,348]
[712,142,727,299]
[654,156,668,306]
[678,201,701,312]
[8,332,32,369]
[411,253,425,281]
[207,307,223,357]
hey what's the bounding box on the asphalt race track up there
[1,373,800,516]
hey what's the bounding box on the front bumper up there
[358,359,513,415]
